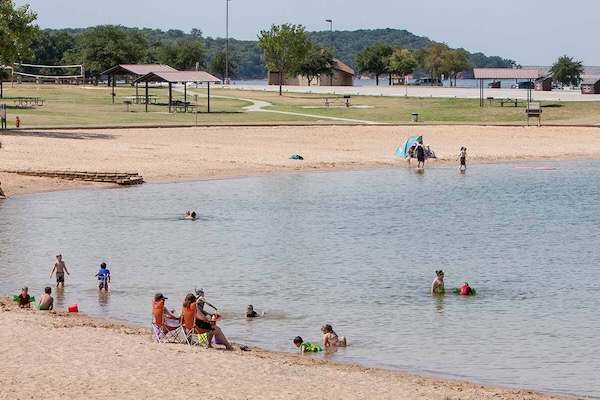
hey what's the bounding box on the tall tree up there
[258,23,312,95]
[422,43,450,83]
[0,1,38,65]
[355,44,394,85]
[550,55,584,87]
[156,39,207,70]
[0,0,38,97]
[444,48,473,86]
[209,51,237,80]
[298,44,334,86]
[29,30,75,65]
[63,25,147,76]
[388,48,418,88]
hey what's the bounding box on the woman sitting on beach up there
[431,270,445,294]
[321,324,346,347]
[182,292,233,350]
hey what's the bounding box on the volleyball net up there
[13,63,84,82]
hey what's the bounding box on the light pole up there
[325,19,333,50]
[225,0,230,84]
[325,19,333,86]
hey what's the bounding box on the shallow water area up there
[1,160,599,397]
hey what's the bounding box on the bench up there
[526,102,542,126]
[325,95,351,108]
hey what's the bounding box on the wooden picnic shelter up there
[101,64,177,104]
[133,71,221,113]
[473,68,542,107]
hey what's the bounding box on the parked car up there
[409,78,443,86]
[511,81,534,89]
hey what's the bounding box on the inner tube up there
[452,288,477,295]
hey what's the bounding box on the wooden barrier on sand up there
[1,170,144,185]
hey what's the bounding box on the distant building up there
[535,76,552,91]
[581,79,600,94]
[268,58,354,86]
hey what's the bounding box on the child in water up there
[457,147,467,171]
[293,336,322,353]
[321,324,347,347]
[431,270,445,294]
[245,305,259,318]
[459,282,472,296]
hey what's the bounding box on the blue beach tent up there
[394,135,423,157]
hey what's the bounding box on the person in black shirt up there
[415,141,426,168]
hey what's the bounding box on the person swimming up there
[185,211,197,220]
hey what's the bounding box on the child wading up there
[457,147,467,171]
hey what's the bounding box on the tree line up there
[0,1,586,88]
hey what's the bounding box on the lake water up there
[236,78,520,88]
[1,160,599,397]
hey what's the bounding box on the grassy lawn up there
[1,83,599,128]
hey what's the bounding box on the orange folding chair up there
[152,300,184,344]
[181,302,210,346]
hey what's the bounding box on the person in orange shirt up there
[182,293,232,350]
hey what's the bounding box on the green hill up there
[24,27,515,80]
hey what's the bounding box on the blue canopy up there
[394,135,423,157]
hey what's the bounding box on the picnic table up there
[486,97,521,107]
[173,103,197,113]
[123,94,161,105]
[12,96,44,107]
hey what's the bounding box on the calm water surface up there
[1,161,599,397]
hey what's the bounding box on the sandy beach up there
[0,298,573,400]
[1,124,600,196]
[0,124,596,399]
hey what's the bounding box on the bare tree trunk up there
[279,71,283,95]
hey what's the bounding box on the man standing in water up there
[415,141,426,169]
[50,254,70,287]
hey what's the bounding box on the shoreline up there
[2,124,598,398]
[2,124,600,197]
[0,298,575,399]
[4,151,598,198]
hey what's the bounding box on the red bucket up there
[68,304,79,313]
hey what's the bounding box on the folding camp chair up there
[181,302,210,346]
[152,300,185,344]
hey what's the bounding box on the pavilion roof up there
[101,64,177,76]
[133,71,221,84]
[473,68,542,79]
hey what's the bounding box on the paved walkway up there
[174,86,384,124]
[219,84,600,102]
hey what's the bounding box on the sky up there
[13,0,600,65]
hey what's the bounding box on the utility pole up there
[325,19,333,86]
[225,0,230,84]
